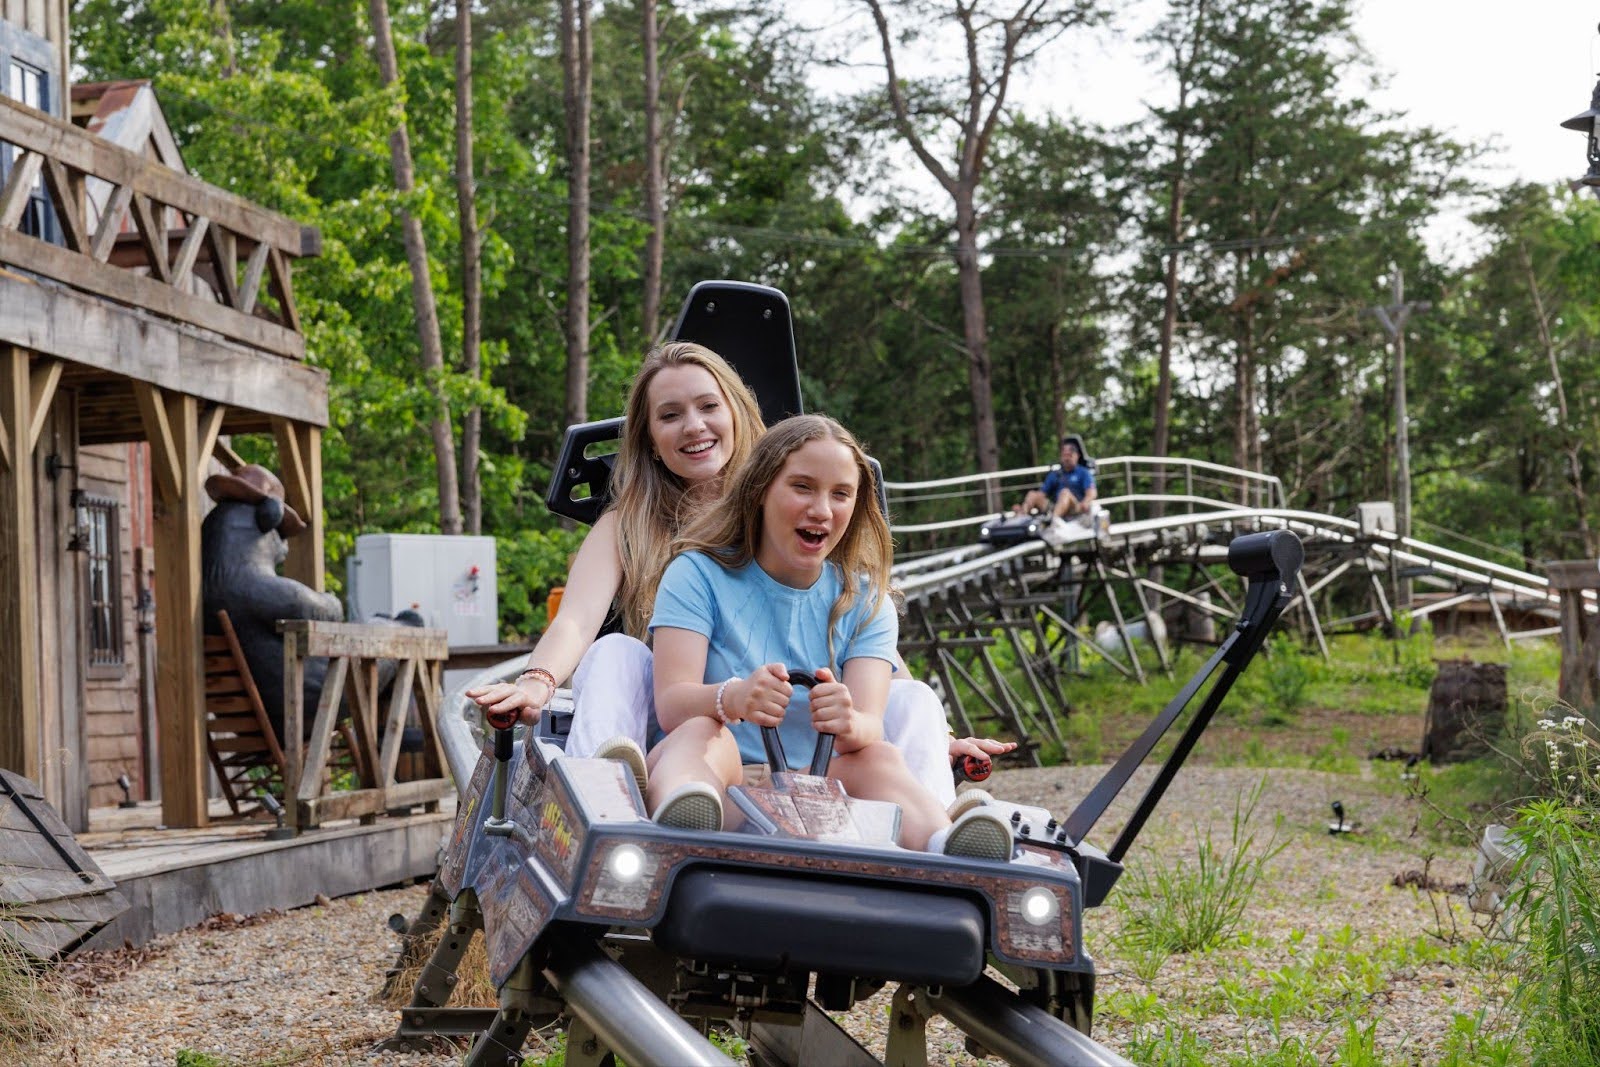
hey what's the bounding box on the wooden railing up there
[0,94,312,359]
[280,621,453,832]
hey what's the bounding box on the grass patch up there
[0,926,75,1063]
[1116,777,1286,964]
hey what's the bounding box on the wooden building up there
[1,1,329,833]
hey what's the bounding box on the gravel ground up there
[32,763,1501,1067]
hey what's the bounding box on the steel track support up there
[463,955,541,1067]
[925,976,1134,1067]
[884,984,930,1067]
[748,1000,880,1067]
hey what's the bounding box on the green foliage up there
[1257,636,1318,724]
[173,1052,228,1067]
[1117,777,1287,958]
[496,527,589,642]
[1503,716,1600,1065]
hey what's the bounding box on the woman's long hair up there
[608,341,765,637]
[672,414,893,669]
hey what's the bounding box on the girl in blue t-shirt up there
[647,415,1012,859]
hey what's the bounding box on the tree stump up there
[1422,659,1507,764]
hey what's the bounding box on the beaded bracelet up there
[516,666,558,709]
[713,679,734,725]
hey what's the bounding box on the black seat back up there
[544,280,887,524]
[546,281,801,525]
[671,280,802,428]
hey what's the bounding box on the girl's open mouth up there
[797,528,827,547]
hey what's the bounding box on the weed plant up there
[1116,777,1286,961]
[0,924,73,1062]
[1502,714,1600,1066]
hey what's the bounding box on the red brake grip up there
[956,754,992,783]
[485,707,520,732]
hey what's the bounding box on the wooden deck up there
[75,797,454,950]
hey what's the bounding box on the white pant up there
[565,633,958,806]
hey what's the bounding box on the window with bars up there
[83,495,125,668]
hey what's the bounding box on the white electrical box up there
[346,533,498,647]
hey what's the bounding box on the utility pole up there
[1368,267,1431,609]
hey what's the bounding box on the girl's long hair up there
[608,341,765,637]
[673,415,894,669]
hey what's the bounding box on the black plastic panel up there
[656,867,985,987]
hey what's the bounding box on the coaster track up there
[882,456,1563,763]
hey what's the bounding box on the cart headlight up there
[999,883,1072,961]
[582,839,666,918]
[607,843,646,884]
[1020,885,1059,926]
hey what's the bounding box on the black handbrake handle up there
[757,669,833,776]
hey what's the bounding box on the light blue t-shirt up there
[649,551,899,768]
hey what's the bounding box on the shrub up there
[1260,635,1317,723]
[497,527,588,642]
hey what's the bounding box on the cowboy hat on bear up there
[203,464,307,537]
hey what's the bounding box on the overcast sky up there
[811,1,1600,259]
[1027,0,1600,186]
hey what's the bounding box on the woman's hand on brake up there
[948,736,1016,760]
[466,680,548,729]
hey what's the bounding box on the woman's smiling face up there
[755,437,859,588]
[646,364,735,484]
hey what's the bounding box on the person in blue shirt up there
[1015,435,1096,520]
[647,415,1013,859]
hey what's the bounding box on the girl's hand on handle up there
[735,663,791,728]
[809,667,879,750]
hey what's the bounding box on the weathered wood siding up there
[31,394,84,829]
[1,0,69,116]
[78,440,144,811]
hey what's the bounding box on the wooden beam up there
[213,437,246,471]
[147,389,208,827]
[0,272,328,427]
[0,95,306,252]
[131,382,181,501]
[26,359,61,453]
[0,346,42,780]
[128,193,170,284]
[0,152,44,230]
[266,247,301,334]
[0,229,302,359]
[88,182,133,263]
[236,238,270,315]
[273,420,325,592]
[169,217,209,290]
[40,158,88,254]
[196,403,226,477]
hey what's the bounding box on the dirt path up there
[34,763,1496,1066]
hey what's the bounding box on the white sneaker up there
[947,787,994,822]
[652,782,723,831]
[1039,517,1072,548]
[931,807,1014,861]
[594,735,648,796]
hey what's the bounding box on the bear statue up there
[200,464,417,745]
[200,464,341,743]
